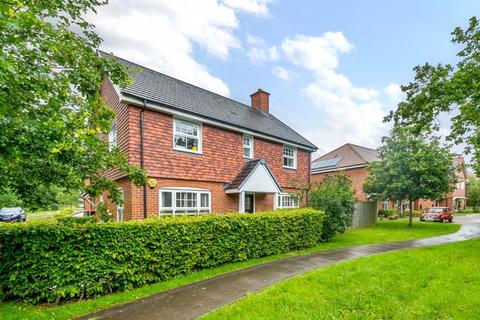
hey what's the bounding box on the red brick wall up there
[311,167,369,201]
[101,79,130,180]
[123,106,310,189]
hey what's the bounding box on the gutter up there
[141,99,147,219]
[311,163,367,174]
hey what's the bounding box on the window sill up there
[283,166,297,170]
[243,156,254,160]
[173,148,202,155]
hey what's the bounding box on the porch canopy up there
[225,159,282,212]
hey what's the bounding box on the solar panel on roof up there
[311,157,342,170]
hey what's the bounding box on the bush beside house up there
[309,174,356,241]
[0,208,324,303]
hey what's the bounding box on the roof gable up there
[100,51,317,150]
[312,143,379,172]
[225,160,282,193]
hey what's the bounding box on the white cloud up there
[89,0,272,96]
[221,0,271,16]
[272,66,291,81]
[282,33,354,71]
[247,46,280,62]
[384,83,405,103]
[246,33,265,46]
[280,32,386,152]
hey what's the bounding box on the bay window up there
[159,188,211,216]
[277,193,299,209]
[173,119,201,153]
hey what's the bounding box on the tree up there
[467,176,480,210]
[0,187,22,208]
[363,128,455,226]
[309,174,356,241]
[386,17,480,174]
[0,0,145,209]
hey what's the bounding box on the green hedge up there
[0,208,324,303]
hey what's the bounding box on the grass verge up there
[204,237,480,320]
[1,219,460,320]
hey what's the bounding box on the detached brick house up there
[91,52,317,220]
[311,143,467,212]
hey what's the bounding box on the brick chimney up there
[250,89,270,113]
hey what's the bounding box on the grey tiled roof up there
[100,51,317,150]
[311,143,379,172]
[350,144,380,163]
[225,159,262,190]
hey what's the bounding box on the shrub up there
[310,174,356,241]
[56,216,95,225]
[411,210,422,217]
[464,208,475,214]
[0,208,323,303]
[378,208,399,218]
[378,208,385,217]
[388,214,399,220]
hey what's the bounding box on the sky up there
[88,0,480,157]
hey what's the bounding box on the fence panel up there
[352,201,377,227]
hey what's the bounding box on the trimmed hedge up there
[0,208,324,303]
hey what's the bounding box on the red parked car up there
[420,207,453,222]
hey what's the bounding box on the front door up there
[245,193,254,213]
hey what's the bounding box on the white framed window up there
[277,193,299,209]
[173,119,201,154]
[159,188,211,216]
[243,135,253,159]
[108,120,117,150]
[283,145,296,169]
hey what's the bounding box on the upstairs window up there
[243,135,253,159]
[173,119,201,153]
[108,120,117,150]
[283,146,296,169]
[160,188,211,216]
[277,193,299,209]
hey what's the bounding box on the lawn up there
[26,207,77,219]
[0,219,460,320]
[204,237,480,320]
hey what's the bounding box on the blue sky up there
[91,0,479,156]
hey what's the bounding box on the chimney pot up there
[250,88,270,113]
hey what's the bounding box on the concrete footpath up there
[78,215,480,320]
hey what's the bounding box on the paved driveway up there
[78,215,480,320]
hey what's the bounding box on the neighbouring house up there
[310,143,467,212]
[310,143,379,202]
[415,156,468,212]
[86,52,317,220]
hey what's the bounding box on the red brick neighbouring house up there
[87,52,317,220]
[310,143,379,202]
[310,143,467,212]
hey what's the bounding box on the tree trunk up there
[408,199,413,227]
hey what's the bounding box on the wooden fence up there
[352,201,377,227]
